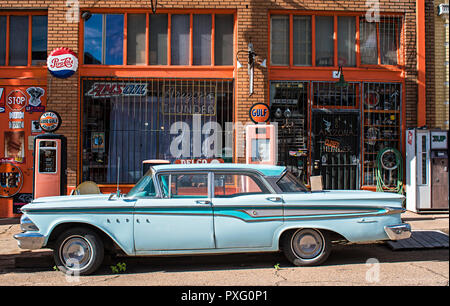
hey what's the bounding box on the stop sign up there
[7,90,27,111]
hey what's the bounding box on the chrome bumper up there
[384,224,412,240]
[14,232,46,250]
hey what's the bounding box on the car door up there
[211,171,283,249]
[134,171,215,253]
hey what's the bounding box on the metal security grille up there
[81,77,234,184]
[362,82,402,186]
[312,81,360,108]
[312,110,360,190]
[270,81,309,184]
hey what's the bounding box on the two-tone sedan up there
[15,163,411,275]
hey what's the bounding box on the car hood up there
[20,194,133,213]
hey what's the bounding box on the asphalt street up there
[0,212,448,287]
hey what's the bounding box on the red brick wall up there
[1,0,420,186]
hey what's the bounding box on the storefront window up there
[0,16,5,66]
[9,16,28,66]
[171,14,190,65]
[214,14,234,66]
[337,16,356,67]
[312,81,359,108]
[315,16,334,66]
[293,15,311,66]
[83,13,124,65]
[270,81,309,184]
[84,14,103,64]
[82,78,234,184]
[31,15,48,65]
[270,15,289,66]
[360,18,379,65]
[193,14,212,65]
[362,82,401,186]
[127,14,146,65]
[379,17,401,65]
[149,14,168,65]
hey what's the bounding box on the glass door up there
[311,110,360,190]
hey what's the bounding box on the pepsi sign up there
[47,48,78,79]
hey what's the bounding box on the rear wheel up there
[282,228,331,266]
[53,227,104,275]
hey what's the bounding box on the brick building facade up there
[0,1,443,217]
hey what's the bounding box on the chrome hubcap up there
[60,236,93,270]
[291,229,324,260]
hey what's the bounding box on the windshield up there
[276,171,308,192]
[126,173,156,198]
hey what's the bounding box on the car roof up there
[151,163,286,177]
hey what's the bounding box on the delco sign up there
[86,82,148,98]
[7,90,27,111]
[47,48,78,79]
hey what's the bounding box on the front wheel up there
[53,227,104,275]
[282,228,331,266]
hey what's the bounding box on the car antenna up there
[116,156,121,197]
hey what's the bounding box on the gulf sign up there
[249,103,270,123]
[47,48,78,79]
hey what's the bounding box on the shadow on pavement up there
[1,243,448,276]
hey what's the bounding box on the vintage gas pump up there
[245,124,277,165]
[33,111,67,199]
[406,128,449,212]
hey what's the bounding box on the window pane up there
[32,15,47,66]
[84,13,103,64]
[149,14,168,65]
[105,14,124,65]
[160,174,208,198]
[380,18,400,65]
[9,16,28,66]
[214,14,233,65]
[337,16,355,67]
[127,14,146,65]
[270,15,289,66]
[193,14,211,65]
[0,16,6,65]
[360,19,378,65]
[293,15,311,66]
[315,16,334,66]
[214,173,269,197]
[171,14,190,65]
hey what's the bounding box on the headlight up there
[20,216,39,232]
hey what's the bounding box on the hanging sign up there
[39,111,62,133]
[249,103,270,123]
[47,47,78,79]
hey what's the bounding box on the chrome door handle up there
[266,197,282,202]
[196,200,211,205]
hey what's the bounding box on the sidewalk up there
[401,211,449,235]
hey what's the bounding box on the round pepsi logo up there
[47,48,78,79]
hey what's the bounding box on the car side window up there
[127,175,157,198]
[214,173,270,198]
[159,173,208,198]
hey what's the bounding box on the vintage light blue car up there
[15,163,411,275]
